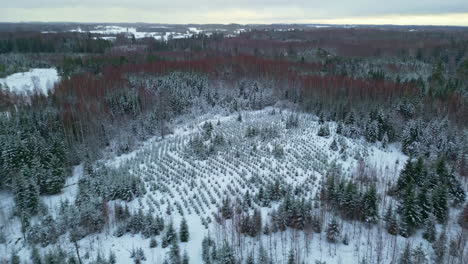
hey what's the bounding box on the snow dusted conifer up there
[31,247,41,264]
[162,222,176,248]
[287,249,295,264]
[182,251,189,264]
[362,185,378,223]
[382,132,389,148]
[179,218,189,242]
[169,239,181,264]
[432,185,449,223]
[398,243,412,264]
[432,230,447,264]
[398,185,421,236]
[218,240,236,264]
[326,218,340,243]
[317,124,330,137]
[422,215,437,242]
[246,252,255,264]
[330,139,339,151]
[150,237,158,248]
[411,245,428,264]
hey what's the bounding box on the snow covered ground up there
[0,68,59,95]
[1,108,464,263]
[70,25,207,41]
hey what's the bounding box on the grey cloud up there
[3,0,468,16]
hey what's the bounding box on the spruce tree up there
[395,160,414,195]
[182,251,189,264]
[202,235,215,264]
[162,222,176,248]
[411,245,427,264]
[398,185,421,236]
[326,218,340,243]
[31,246,42,264]
[179,218,189,242]
[257,244,269,264]
[287,249,295,264]
[432,185,449,223]
[150,237,158,248]
[422,215,437,242]
[169,239,181,264]
[432,231,447,264]
[246,253,255,264]
[362,185,378,223]
[398,243,412,264]
[218,241,236,264]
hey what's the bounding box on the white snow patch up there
[0,68,59,96]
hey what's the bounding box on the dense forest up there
[0,24,467,264]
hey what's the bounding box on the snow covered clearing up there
[0,108,464,263]
[0,68,59,96]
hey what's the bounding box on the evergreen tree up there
[218,241,236,264]
[169,239,181,264]
[417,185,432,222]
[179,218,189,242]
[395,160,414,195]
[432,185,449,223]
[31,246,42,264]
[411,245,428,264]
[382,132,389,148]
[108,250,117,264]
[362,185,378,223]
[398,185,421,236]
[202,235,215,264]
[10,251,20,264]
[326,218,340,243]
[150,237,158,248]
[398,243,412,264]
[330,139,339,151]
[257,244,270,264]
[432,231,447,264]
[422,215,437,242]
[287,249,295,264]
[162,222,177,248]
[246,253,255,264]
[13,170,40,216]
[182,251,189,264]
[317,124,330,137]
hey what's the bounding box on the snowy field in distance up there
[0,68,59,95]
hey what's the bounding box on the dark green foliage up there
[182,251,189,264]
[79,164,145,202]
[10,251,20,264]
[0,33,111,54]
[0,108,70,196]
[179,218,190,242]
[398,185,421,236]
[162,222,177,248]
[130,247,146,263]
[217,241,236,264]
[326,218,340,243]
[432,231,447,264]
[169,239,181,264]
[398,244,412,264]
[202,235,216,264]
[287,249,295,264]
[411,245,428,264]
[150,237,158,248]
[317,124,330,137]
[422,216,437,242]
[31,247,42,264]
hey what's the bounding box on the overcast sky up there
[1,0,468,26]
